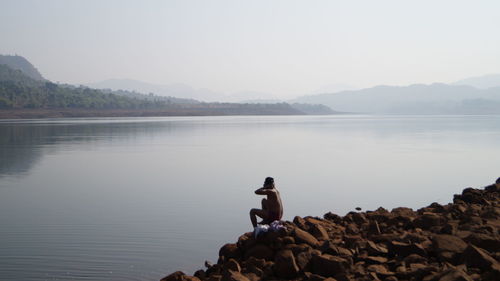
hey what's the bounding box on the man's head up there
[264,177,275,189]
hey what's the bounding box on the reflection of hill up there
[0,120,188,177]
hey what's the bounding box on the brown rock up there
[244,256,266,270]
[438,269,473,281]
[305,272,337,281]
[311,223,330,240]
[219,243,242,260]
[403,254,427,264]
[225,259,241,272]
[351,212,369,225]
[324,212,343,224]
[312,254,351,277]
[414,212,446,229]
[161,272,201,281]
[391,207,416,217]
[364,256,389,264]
[207,275,222,281]
[241,273,259,281]
[321,240,353,257]
[244,244,274,260]
[463,244,500,271]
[432,234,467,263]
[367,240,389,255]
[161,271,189,281]
[282,236,295,244]
[294,227,320,247]
[221,270,250,281]
[274,249,299,278]
[464,233,500,252]
[366,264,394,276]
[389,241,426,257]
[194,270,206,280]
[294,216,309,230]
[296,249,313,271]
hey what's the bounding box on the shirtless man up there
[249,177,283,227]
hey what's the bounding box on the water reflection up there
[1,115,500,178]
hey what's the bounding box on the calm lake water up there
[1,115,499,281]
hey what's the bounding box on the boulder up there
[161,271,201,281]
[273,249,299,278]
[225,259,241,272]
[296,249,314,271]
[389,241,426,258]
[312,254,351,277]
[414,212,445,229]
[221,270,250,281]
[437,269,473,281]
[432,234,467,263]
[207,275,222,281]
[310,223,330,240]
[403,254,428,264]
[364,256,388,264]
[366,264,394,276]
[293,227,320,247]
[464,233,500,252]
[463,244,500,271]
[324,212,343,224]
[220,243,242,260]
[244,244,274,260]
[294,216,309,230]
[366,240,389,255]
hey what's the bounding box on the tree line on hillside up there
[0,64,170,109]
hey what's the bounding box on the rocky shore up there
[161,184,500,281]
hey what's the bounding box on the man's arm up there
[255,187,273,195]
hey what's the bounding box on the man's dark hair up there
[264,177,274,188]
[496,177,500,184]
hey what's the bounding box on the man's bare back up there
[249,177,283,227]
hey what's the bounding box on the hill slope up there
[0,55,45,81]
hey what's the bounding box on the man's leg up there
[250,208,268,228]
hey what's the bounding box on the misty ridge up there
[86,66,500,115]
[1,54,500,116]
[0,55,335,117]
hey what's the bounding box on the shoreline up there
[0,108,310,119]
[161,184,500,281]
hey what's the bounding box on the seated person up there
[249,177,283,228]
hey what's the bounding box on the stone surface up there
[463,244,500,271]
[160,184,500,281]
[273,249,299,278]
[293,227,320,247]
[312,254,350,277]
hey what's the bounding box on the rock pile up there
[161,185,499,281]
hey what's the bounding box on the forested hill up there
[0,62,335,118]
[0,64,167,109]
[0,55,45,81]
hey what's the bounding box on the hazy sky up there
[1,0,500,98]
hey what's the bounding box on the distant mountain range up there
[453,74,500,89]
[293,83,500,114]
[3,53,500,115]
[86,79,280,102]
